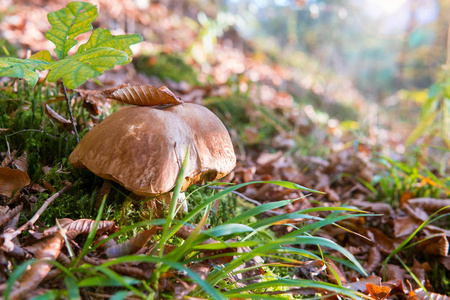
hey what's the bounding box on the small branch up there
[61,82,79,142]
[11,185,72,238]
[27,184,72,229]
[0,185,72,250]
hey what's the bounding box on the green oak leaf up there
[45,1,98,60]
[46,47,128,89]
[77,28,142,64]
[30,50,55,63]
[0,57,49,87]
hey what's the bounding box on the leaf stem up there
[61,81,79,142]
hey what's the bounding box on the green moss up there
[133,53,200,85]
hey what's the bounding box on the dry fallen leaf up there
[0,204,23,229]
[102,84,183,106]
[11,151,27,173]
[106,228,157,258]
[63,219,116,239]
[10,232,65,300]
[416,234,449,256]
[43,103,71,128]
[364,246,382,274]
[0,167,30,197]
[407,198,450,214]
[366,282,391,300]
[1,150,18,167]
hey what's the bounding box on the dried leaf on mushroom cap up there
[101,84,183,106]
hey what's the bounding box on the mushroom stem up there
[159,192,188,213]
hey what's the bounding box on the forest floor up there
[0,1,449,299]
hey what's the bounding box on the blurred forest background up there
[220,0,449,98]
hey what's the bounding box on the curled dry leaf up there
[0,167,30,197]
[12,151,28,173]
[75,88,111,116]
[0,203,23,228]
[106,228,157,258]
[416,234,449,256]
[43,103,71,128]
[10,232,64,300]
[39,218,74,239]
[62,219,116,239]
[1,150,17,167]
[101,84,183,106]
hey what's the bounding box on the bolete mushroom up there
[69,85,236,206]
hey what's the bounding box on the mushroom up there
[69,85,236,208]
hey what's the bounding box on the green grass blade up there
[208,236,366,285]
[193,240,259,250]
[4,259,37,300]
[110,291,130,300]
[92,218,166,251]
[100,255,226,300]
[64,276,80,300]
[383,205,450,268]
[283,213,373,238]
[160,146,190,253]
[47,260,78,282]
[30,290,58,300]
[78,275,140,287]
[202,223,254,237]
[224,199,294,224]
[95,265,146,298]
[223,279,368,300]
[71,196,107,267]
[169,180,321,239]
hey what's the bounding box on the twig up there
[61,82,79,142]
[0,185,72,250]
[6,129,57,139]
[26,184,72,230]
[11,185,72,238]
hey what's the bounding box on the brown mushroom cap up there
[69,103,236,196]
